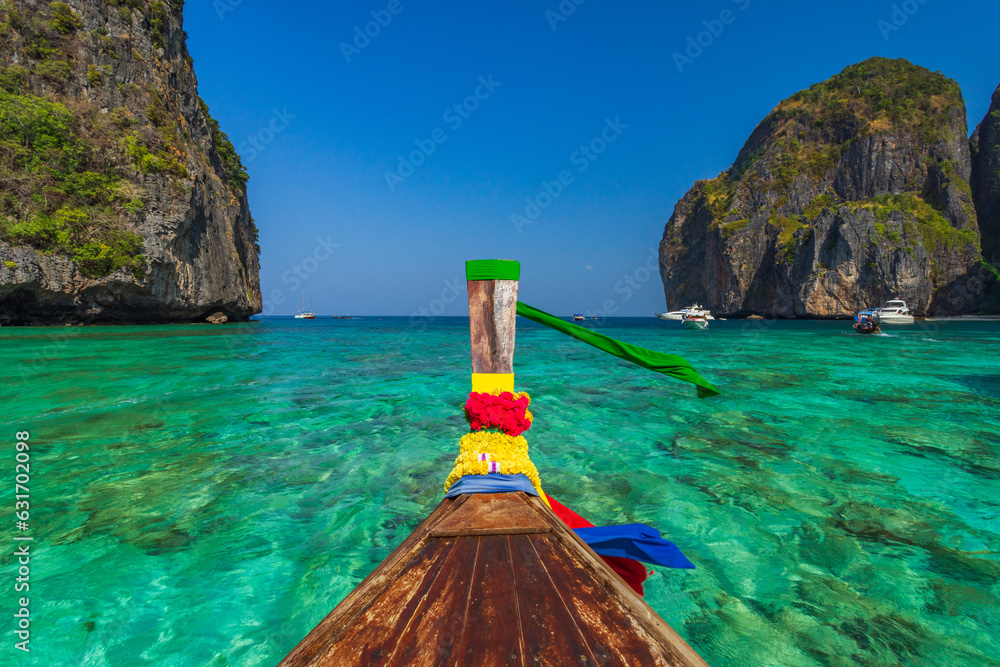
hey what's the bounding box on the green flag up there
[515,302,720,398]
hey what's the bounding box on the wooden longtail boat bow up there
[278,261,709,666]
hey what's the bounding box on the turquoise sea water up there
[2,316,999,666]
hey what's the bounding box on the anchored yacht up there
[656,304,715,321]
[294,293,316,319]
[681,313,709,330]
[874,299,914,325]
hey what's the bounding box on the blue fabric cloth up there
[444,474,539,498]
[574,524,695,569]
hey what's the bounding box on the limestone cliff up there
[0,0,261,324]
[659,58,982,318]
[971,83,1000,264]
[971,82,1000,311]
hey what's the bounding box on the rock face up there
[659,58,983,318]
[0,0,261,324]
[971,82,1000,311]
[971,83,1000,264]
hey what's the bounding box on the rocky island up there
[659,57,999,317]
[0,0,261,324]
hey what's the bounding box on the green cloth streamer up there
[466,259,520,281]
[515,301,720,398]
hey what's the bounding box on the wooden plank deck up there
[278,492,707,666]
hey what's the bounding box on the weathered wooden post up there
[465,259,519,394]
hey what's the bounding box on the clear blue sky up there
[183,0,1000,317]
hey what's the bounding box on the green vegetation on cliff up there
[780,57,963,143]
[198,97,249,191]
[690,58,975,267]
[0,0,249,278]
[849,193,977,255]
[0,79,145,277]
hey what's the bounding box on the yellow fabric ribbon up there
[471,372,514,393]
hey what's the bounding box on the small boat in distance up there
[874,299,914,325]
[656,304,715,321]
[573,313,585,321]
[681,313,708,330]
[294,293,316,319]
[853,309,881,334]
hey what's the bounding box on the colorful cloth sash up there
[443,473,539,498]
[573,524,695,569]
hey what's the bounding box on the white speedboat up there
[874,299,914,325]
[656,304,715,321]
[573,313,585,321]
[681,313,708,330]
